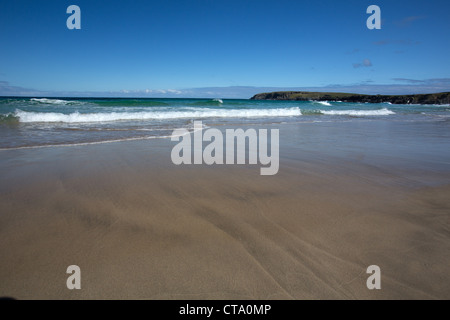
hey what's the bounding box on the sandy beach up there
[0,121,449,299]
[2,0,450,303]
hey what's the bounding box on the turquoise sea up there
[0,97,449,149]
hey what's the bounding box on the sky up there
[0,0,449,98]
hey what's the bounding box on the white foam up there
[320,108,395,116]
[0,135,169,151]
[30,98,76,105]
[15,107,301,123]
[213,98,223,103]
[315,101,332,106]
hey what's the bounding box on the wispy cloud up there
[142,89,183,95]
[353,59,372,69]
[373,39,420,46]
[0,81,43,96]
[346,48,360,54]
[392,78,425,84]
[396,16,426,27]
[1,81,450,99]
[392,78,450,84]
[322,79,450,95]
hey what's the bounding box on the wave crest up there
[319,108,395,116]
[30,98,78,105]
[14,107,301,123]
[314,101,332,106]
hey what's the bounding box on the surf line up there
[170,121,279,175]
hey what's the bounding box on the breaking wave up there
[314,101,332,106]
[30,98,79,105]
[319,108,395,116]
[14,107,302,123]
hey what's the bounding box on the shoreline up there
[250,91,450,105]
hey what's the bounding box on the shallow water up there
[1,97,449,149]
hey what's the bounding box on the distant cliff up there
[250,91,450,104]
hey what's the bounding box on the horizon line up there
[1,90,450,100]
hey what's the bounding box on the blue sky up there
[0,0,449,97]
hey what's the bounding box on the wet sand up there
[0,122,449,299]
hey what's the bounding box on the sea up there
[0,97,449,150]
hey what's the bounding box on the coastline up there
[0,121,449,299]
[250,91,450,105]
